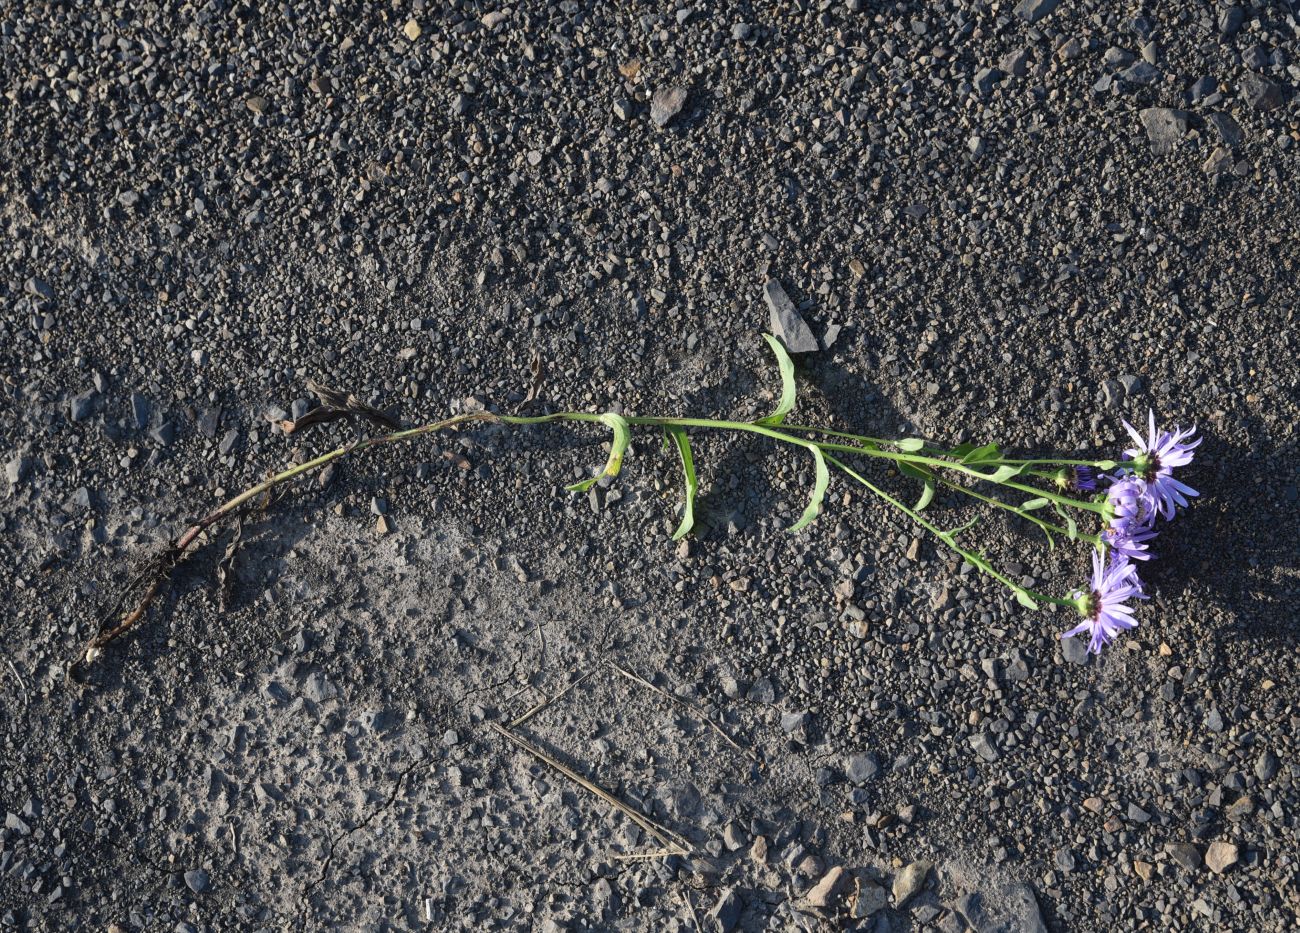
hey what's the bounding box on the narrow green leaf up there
[1095,459,1118,471]
[1015,590,1040,610]
[896,438,926,452]
[1039,526,1056,551]
[945,442,978,458]
[898,462,929,481]
[1053,503,1079,540]
[666,427,698,541]
[788,446,830,533]
[754,333,797,426]
[961,442,1001,464]
[986,464,1027,483]
[1021,497,1050,510]
[946,516,979,539]
[915,479,936,511]
[565,411,631,492]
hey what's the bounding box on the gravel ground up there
[2,1,1299,930]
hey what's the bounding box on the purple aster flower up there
[1055,465,1098,493]
[1122,410,1200,521]
[1061,551,1147,654]
[1102,476,1158,560]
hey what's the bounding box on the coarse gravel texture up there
[2,1,1299,931]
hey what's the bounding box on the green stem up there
[821,453,1076,610]
[933,475,1100,546]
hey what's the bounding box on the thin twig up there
[608,662,759,763]
[510,669,597,729]
[4,658,27,694]
[489,721,690,856]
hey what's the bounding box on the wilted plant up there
[73,335,1197,676]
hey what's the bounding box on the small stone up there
[708,888,742,932]
[403,18,421,41]
[1207,112,1244,148]
[130,392,152,429]
[749,835,769,863]
[1120,61,1161,85]
[806,866,849,910]
[722,822,747,851]
[1013,0,1060,24]
[183,869,210,894]
[1139,108,1189,155]
[245,96,268,115]
[150,421,176,447]
[1165,842,1201,871]
[892,860,932,906]
[763,279,818,353]
[1061,636,1088,665]
[1219,5,1245,37]
[218,428,240,456]
[376,515,392,535]
[1240,72,1284,110]
[612,98,634,121]
[70,390,97,422]
[1226,795,1254,821]
[847,752,881,785]
[1206,708,1224,732]
[852,881,888,919]
[1000,48,1029,77]
[1205,841,1239,874]
[1134,860,1154,881]
[650,86,688,127]
[481,10,509,28]
[969,732,998,762]
[781,710,811,736]
[5,455,31,485]
[24,276,54,300]
[1203,147,1233,175]
[747,676,776,704]
[1256,749,1280,782]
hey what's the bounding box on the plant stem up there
[932,475,1100,546]
[821,453,1076,610]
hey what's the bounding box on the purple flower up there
[1122,410,1200,521]
[1055,465,1098,493]
[1062,551,1147,654]
[1102,476,1158,560]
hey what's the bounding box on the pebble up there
[1206,841,1240,874]
[1165,842,1201,871]
[847,752,881,785]
[805,865,848,909]
[763,279,818,353]
[892,860,932,906]
[969,732,998,762]
[1240,73,1284,110]
[1139,108,1189,155]
[1014,0,1060,24]
[183,869,210,894]
[650,87,687,128]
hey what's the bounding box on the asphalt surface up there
[2,1,1298,931]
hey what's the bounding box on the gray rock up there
[806,865,849,909]
[974,67,1002,97]
[69,390,97,422]
[1121,61,1162,85]
[764,279,818,353]
[708,887,742,932]
[892,860,932,906]
[1004,883,1048,933]
[1139,108,1189,155]
[852,882,888,919]
[1189,75,1217,103]
[1207,112,1244,148]
[1061,636,1088,665]
[969,731,999,762]
[1256,749,1280,781]
[184,869,210,893]
[130,392,152,429]
[1219,5,1245,37]
[1205,841,1239,874]
[5,455,31,485]
[747,676,776,704]
[1240,73,1284,110]
[612,98,634,121]
[150,421,176,447]
[1166,842,1201,871]
[650,87,687,127]
[219,428,240,456]
[24,276,54,300]
[780,710,811,735]
[1000,48,1029,77]
[1013,0,1060,24]
[847,752,881,785]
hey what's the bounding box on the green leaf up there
[754,333,797,426]
[1053,503,1079,540]
[1020,497,1050,510]
[945,442,978,458]
[961,442,1001,464]
[915,478,936,511]
[1095,460,1117,471]
[898,462,929,481]
[565,412,632,492]
[1015,590,1040,610]
[946,516,980,539]
[666,427,698,541]
[986,464,1027,483]
[788,446,830,533]
[896,438,926,452]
